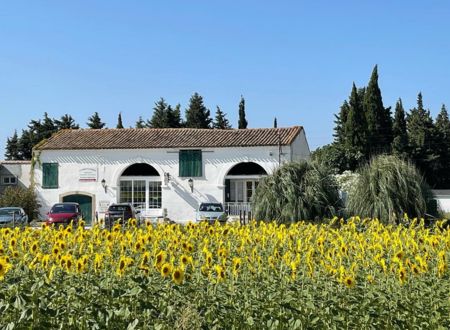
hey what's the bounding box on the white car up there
[196,203,227,224]
[0,207,28,227]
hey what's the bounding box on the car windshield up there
[109,205,131,212]
[199,204,223,212]
[51,204,77,214]
[0,208,20,216]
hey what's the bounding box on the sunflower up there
[30,242,38,254]
[214,265,225,281]
[160,263,172,277]
[398,267,407,284]
[343,275,356,288]
[172,267,184,285]
[116,256,128,277]
[52,246,60,256]
[180,255,189,266]
[0,258,12,280]
[154,251,166,269]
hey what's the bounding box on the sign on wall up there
[98,200,110,213]
[79,168,97,182]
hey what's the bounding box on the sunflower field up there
[0,218,450,329]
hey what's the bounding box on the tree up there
[185,93,212,129]
[344,83,367,154]
[18,129,34,160]
[148,98,169,128]
[238,96,248,129]
[434,104,450,188]
[273,117,277,128]
[333,100,350,144]
[167,104,183,128]
[87,112,106,129]
[213,106,231,129]
[54,114,79,130]
[363,65,392,155]
[4,131,20,160]
[135,116,146,128]
[406,93,437,180]
[116,112,124,129]
[347,155,435,223]
[0,186,41,221]
[392,99,408,157]
[252,161,342,223]
[311,143,365,173]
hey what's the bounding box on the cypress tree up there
[344,83,367,154]
[238,96,248,129]
[116,112,124,129]
[54,114,79,130]
[273,117,277,128]
[363,65,392,155]
[392,99,408,157]
[213,106,231,129]
[185,93,212,128]
[148,98,169,128]
[5,131,20,160]
[434,104,450,187]
[87,112,106,129]
[17,129,34,160]
[135,116,146,128]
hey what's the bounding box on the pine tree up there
[213,106,231,129]
[238,96,248,129]
[87,112,106,129]
[344,83,367,154]
[4,131,20,160]
[167,104,183,128]
[406,93,437,180]
[333,100,350,144]
[148,98,170,128]
[363,65,392,155]
[434,104,450,187]
[392,99,408,157]
[185,93,212,128]
[135,116,146,128]
[273,117,277,128]
[116,112,124,129]
[54,114,79,130]
[17,129,34,160]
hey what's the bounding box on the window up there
[179,150,202,177]
[42,163,58,189]
[119,180,162,209]
[2,176,17,185]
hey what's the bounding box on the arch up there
[226,162,268,176]
[121,163,160,176]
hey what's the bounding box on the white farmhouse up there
[33,126,310,223]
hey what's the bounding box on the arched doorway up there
[224,162,267,216]
[62,193,93,224]
[118,163,162,213]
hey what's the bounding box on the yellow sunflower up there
[343,275,356,288]
[160,263,172,278]
[172,267,184,285]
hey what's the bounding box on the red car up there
[46,202,82,227]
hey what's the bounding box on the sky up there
[1,1,450,159]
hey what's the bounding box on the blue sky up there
[1,1,450,158]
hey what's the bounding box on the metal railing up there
[225,202,252,216]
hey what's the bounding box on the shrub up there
[252,161,342,222]
[0,186,41,220]
[347,154,434,223]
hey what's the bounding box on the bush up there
[0,186,41,220]
[347,154,434,223]
[252,161,342,223]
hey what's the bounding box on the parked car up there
[104,203,138,227]
[0,207,28,227]
[46,202,82,227]
[196,203,227,224]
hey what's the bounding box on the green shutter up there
[179,150,202,177]
[43,163,58,189]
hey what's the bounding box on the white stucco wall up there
[35,142,309,222]
[290,129,311,162]
[432,190,450,214]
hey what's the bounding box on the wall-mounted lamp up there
[188,178,194,193]
[164,172,171,185]
[101,179,107,193]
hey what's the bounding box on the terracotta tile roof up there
[35,126,303,150]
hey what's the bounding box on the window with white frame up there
[119,179,162,209]
[2,176,17,185]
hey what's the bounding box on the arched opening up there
[119,163,162,212]
[224,162,267,216]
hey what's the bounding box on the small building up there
[432,190,450,215]
[0,161,32,195]
[33,126,310,223]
